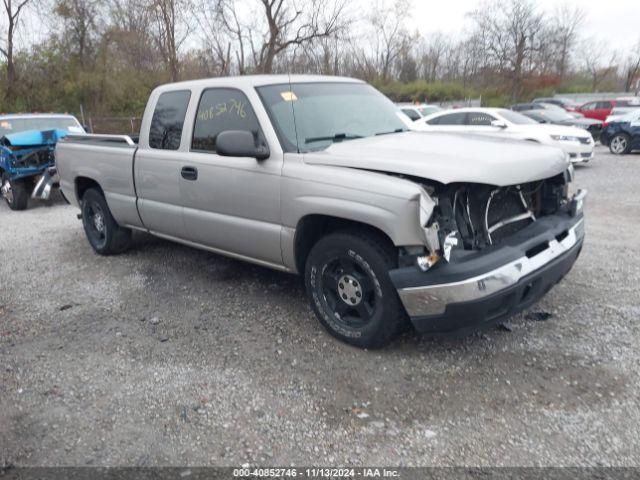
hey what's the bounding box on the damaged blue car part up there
[0,114,84,210]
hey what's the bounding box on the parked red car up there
[575,100,617,121]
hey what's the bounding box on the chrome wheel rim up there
[611,136,627,154]
[1,179,13,204]
[85,200,107,247]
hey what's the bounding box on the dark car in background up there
[533,97,579,111]
[521,109,603,141]
[600,110,640,155]
[512,102,585,119]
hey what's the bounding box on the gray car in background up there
[521,109,603,140]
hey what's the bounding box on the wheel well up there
[75,177,103,201]
[294,215,395,274]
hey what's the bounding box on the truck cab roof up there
[152,74,363,93]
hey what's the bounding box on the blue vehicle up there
[600,110,640,155]
[0,114,84,210]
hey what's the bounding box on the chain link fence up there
[84,116,142,135]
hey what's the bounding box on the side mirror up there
[83,125,92,133]
[216,130,270,160]
[491,120,507,129]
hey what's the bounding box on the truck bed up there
[55,134,143,229]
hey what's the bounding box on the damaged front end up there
[414,167,585,271]
[0,129,67,201]
[391,168,586,334]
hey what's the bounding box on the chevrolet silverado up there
[56,75,586,348]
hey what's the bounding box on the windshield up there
[418,106,441,116]
[257,82,408,152]
[0,116,83,136]
[498,109,538,125]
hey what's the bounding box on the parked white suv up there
[414,108,595,164]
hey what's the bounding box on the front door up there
[180,87,284,267]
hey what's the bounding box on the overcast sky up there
[12,0,640,57]
[406,0,640,53]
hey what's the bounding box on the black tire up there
[304,229,407,349]
[81,188,132,255]
[609,133,631,155]
[1,172,29,210]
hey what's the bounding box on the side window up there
[429,112,467,125]
[581,102,596,111]
[149,90,191,150]
[192,88,263,152]
[596,101,612,109]
[402,108,420,121]
[467,112,495,126]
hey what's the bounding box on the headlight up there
[551,135,580,142]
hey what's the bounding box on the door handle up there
[181,166,198,181]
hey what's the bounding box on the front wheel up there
[304,229,407,348]
[81,188,132,255]
[609,134,631,155]
[1,173,29,210]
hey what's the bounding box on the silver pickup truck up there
[56,75,586,348]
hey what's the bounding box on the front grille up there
[437,174,568,251]
[15,147,55,169]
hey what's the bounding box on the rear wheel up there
[81,188,132,255]
[304,229,407,348]
[1,173,29,210]
[609,133,631,155]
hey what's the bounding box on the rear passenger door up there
[424,112,468,132]
[180,88,284,267]
[463,111,501,134]
[135,90,191,238]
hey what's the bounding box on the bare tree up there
[581,37,618,91]
[368,0,409,82]
[149,0,190,81]
[622,38,640,92]
[0,0,31,101]
[418,32,450,81]
[254,0,347,73]
[470,0,543,99]
[548,3,585,81]
[52,0,102,65]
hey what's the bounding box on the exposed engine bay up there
[432,171,571,251]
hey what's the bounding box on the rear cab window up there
[191,88,264,153]
[149,90,191,150]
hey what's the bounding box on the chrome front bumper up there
[397,218,584,318]
[31,167,59,200]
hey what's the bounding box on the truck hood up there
[303,131,568,186]
[0,128,69,147]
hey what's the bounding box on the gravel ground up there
[1,145,639,467]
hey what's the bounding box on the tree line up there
[1,0,639,116]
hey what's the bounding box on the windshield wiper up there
[375,128,406,136]
[305,133,363,144]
